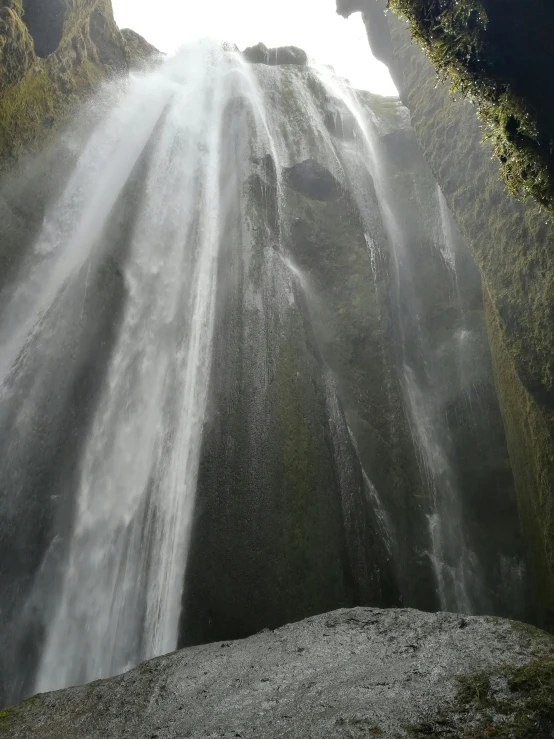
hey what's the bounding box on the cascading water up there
[309,66,500,614]
[0,40,529,704]
[0,42,289,698]
[33,47,226,690]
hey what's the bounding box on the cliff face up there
[339,0,554,214]
[0,0,157,163]
[339,0,554,629]
[0,35,531,702]
[181,54,528,646]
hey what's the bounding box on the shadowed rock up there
[284,159,343,201]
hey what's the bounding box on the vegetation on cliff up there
[409,625,554,737]
[383,0,554,215]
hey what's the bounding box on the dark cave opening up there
[22,0,66,58]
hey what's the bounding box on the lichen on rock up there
[1,608,553,738]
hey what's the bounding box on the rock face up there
[284,159,344,201]
[1,607,553,738]
[0,0,158,162]
[180,81,400,647]
[339,0,554,214]
[339,0,554,632]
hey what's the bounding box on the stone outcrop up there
[338,0,554,632]
[283,158,344,201]
[180,133,398,647]
[242,42,308,66]
[2,607,553,738]
[0,0,158,163]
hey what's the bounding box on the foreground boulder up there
[1,608,553,737]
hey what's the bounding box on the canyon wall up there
[338,0,554,629]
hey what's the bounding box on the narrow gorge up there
[0,1,553,737]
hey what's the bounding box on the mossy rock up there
[373,0,554,216]
[0,0,157,165]
[0,2,34,90]
[409,646,554,737]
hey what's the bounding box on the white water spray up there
[312,65,486,614]
[0,43,287,693]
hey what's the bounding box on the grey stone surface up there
[2,607,551,738]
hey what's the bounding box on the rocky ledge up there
[242,42,308,66]
[1,607,553,738]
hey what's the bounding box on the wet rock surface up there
[284,159,343,201]
[2,607,552,738]
[341,0,554,631]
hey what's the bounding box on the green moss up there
[457,655,554,737]
[485,294,554,630]
[0,0,147,165]
[0,693,42,733]
[407,648,554,737]
[0,3,35,89]
[510,619,551,641]
[0,50,110,162]
[0,706,16,723]
[385,0,554,215]
[0,69,61,158]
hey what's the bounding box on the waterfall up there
[0,42,285,696]
[311,66,488,614]
[33,46,226,690]
[0,40,528,703]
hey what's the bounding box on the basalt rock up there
[283,159,343,201]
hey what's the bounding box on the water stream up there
[0,43,285,696]
[312,66,487,613]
